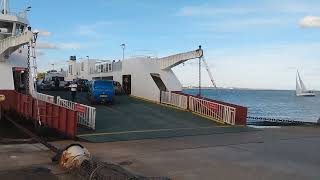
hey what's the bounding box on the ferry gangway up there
[56,96,96,130]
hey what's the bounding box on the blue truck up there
[87,80,115,104]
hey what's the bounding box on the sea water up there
[184,89,320,122]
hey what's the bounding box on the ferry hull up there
[0,48,28,90]
[296,93,316,97]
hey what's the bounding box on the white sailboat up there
[296,71,315,97]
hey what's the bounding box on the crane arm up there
[159,48,203,70]
[202,57,217,88]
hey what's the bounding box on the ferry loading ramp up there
[43,91,254,142]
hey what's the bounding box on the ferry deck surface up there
[42,91,254,143]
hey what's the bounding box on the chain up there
[247,116,307,124]
[25,44,31,95]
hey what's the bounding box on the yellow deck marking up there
[78,125,231,137]
[130,95,188,111]
[191,112,226,125]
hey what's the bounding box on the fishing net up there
[69,156,170,180]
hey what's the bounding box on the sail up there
[296,73,302,95]
[297,71,307,92]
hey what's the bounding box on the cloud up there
[34,29,52,36]
[36,49,45,56]
[76,21,112,38]
[37,41,85,50]
[201,17,291,32]
[37,41,57,49]
[177,1,320,17]
[58,42,83,50]
[177,6,255,17]
[299,16,320,28]
[39,31,52,36]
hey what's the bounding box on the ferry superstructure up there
[66,48,204,102]
[0,0,35,91]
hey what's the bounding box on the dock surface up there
[43,91,253,142]
[53,126,320,180]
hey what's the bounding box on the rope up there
[3,113,59,152]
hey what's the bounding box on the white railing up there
[189,96,236,125]
[56,96,75,109]
[0,31,33,57]
[56,96,96,130]
[33,91,55,104]
[161,91,188,110]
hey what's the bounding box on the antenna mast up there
[2,0,8,15]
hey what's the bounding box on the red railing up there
[0,90,77,137]
[173,91,248,125]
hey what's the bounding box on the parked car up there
[87,80,115,104]
[75,79,89,92]
[39,80,54,91]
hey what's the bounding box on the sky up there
[10,0,320,90]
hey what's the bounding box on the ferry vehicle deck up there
[42,91,253,143]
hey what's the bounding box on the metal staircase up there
[0,31,33,60]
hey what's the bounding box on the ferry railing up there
[160,91,188,110]
[189,96,236,125]
[160,91,238,125]
[56,96,96,130]
[0,90,77,137]
[33,91,55,104]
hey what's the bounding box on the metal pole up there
[3,0,7,15]
[199,57,201,96]
[121,44,125,61]
[198,45,202,97]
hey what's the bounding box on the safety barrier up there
[0,90,77,137]
[189,96,236,125]
[160,91,188,110]
[57,96,96,130]
[33,91,55,104]
[160,91,247,125]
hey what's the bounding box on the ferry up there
[1,1,320,180]
[0,0,249,142]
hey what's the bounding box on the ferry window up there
[0,21,13,34]
[15,24,21,35]
[19,25,24,34]
[69,65,73,75]
[81,62,84,71]
[108,64,112,71]
[103,63,107,72]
